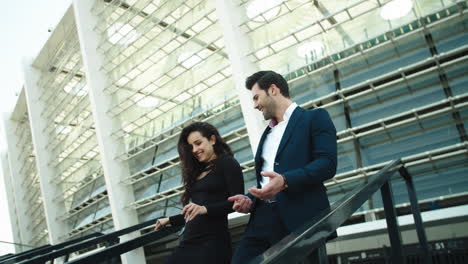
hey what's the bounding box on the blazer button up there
[274,162,279,166]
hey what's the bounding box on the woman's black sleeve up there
[205,156,245,216]
[169,214,185,227]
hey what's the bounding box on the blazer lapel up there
[255,126,271,162]
[275,107,304,158]
[255,126,271,186]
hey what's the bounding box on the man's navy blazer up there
[250,106,337,232]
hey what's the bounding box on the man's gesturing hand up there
[228,195,252,213]
[248,171,286,200]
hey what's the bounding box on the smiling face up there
[187,131,217,163]
[251,83,277,120]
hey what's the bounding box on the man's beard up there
[262,108,274,120]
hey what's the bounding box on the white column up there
[2,116,34,249]
[22,59,70,244]
[1,151,24,253]
[216,0,266,153]
[73,1,146,263]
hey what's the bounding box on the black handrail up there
[0,232,102,264]
[0,245,50,263]
[13,217,162,264]
[0,255,14,263]
[10,158,433,264]
[249,159,432,263]
[66,225,183,264]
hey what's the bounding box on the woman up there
[155,122,244,264]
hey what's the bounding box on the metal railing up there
[0,233,100,264]
[249,159,432,264]
[63,158,432,264]
[4,159,436,264]
[66,226,182,264]
[0,217,177,264]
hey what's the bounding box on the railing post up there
[304,243,328,264]
[399,167,432,264]
[318,243,328,264]
[380,180,405,264]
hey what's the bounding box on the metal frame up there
[124,125,248,185]
[7,216,167,264]
[57,159,434,264]
[1,232,103,264]
[337,92,468,145]
[10,117,49,248]
[119,5,467,205]
[68,214,113,239]
[65,225,182,264]
[109,65,233,141]
[399,167,432,264]
[328,141,468,188]
[241,0,394,61]
[121,98,240,160]
[89,0,236,155]
[299,44,467,111]
[285,4,466,83]
[26,11,110,241]
[248,159,432,263]
[128,100,468,213]
[130,158,255,210]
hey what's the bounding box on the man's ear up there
[269,84,277,95]
[267,84,276,95]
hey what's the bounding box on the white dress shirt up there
[260,102,298,187]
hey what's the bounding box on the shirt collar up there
[268,102,298,128]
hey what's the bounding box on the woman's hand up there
[154,217,170,231]
[182,203,207,221]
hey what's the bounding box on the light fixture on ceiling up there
[297,41,325,62]
[107,22,140,45]
[64,81,88,97]
[380,0,413,20]
[177,52,203,68]
[247,0,281,22]
[55,125,72,135]
[134,93,160,108]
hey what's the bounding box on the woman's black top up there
[169,155,244,241]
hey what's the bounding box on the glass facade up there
[13,113,48,246]
[30,11,111,240]
[2,0,467,258]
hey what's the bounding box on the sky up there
[0,0,72,254]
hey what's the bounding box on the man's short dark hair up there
[245,71,290,98]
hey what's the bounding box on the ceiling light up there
[380,0,413,20]
[134,94,159,108]
[177,52,203,68]
[247,0,281,22]
[64,81,88,97]
[107,22,140,45]
[297,41,325,62]
[56,125,72,135]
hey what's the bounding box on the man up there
[229,70,337,263]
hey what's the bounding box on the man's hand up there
[182,203,207,221]
[228,194,252,213]
[248,171,286,200]
[154,217,169,231]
